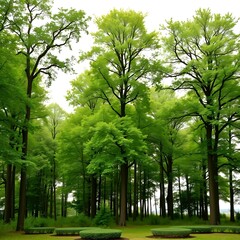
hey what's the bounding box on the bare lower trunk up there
[119,162,128,226]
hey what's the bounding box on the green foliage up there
[179,225,212,233]
[85,116,149,176]
[236,212,240,222]
[55,227,98,236]
[151,227,191,238]
[24,217,55,228]
[145,215,161,225]
[55,214,92,227]
[80,229,122,240]
[24,227,55,234]
[94,206,113,227]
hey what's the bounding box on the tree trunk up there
[206,122,220,225]
[50,184,53,218]
[229,167,235,222]
[16,68,33,231]
[91,175,97,218]
[177,172,183,219]
[186,175,192,217]
[53,157,57,220]
[128,170,132,218]
[133,161,138,221]
[208,153,220,224]
[4,164,13,223]
[166,155,173,219]
[16,121,29,231]
[159,152,166,217]
[11,165,16,220]
[119,162,128,226]
[228,127,235,222]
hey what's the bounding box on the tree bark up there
[229,167,235,222]
[4,164,13,223]
[206,123,220,225]
[133,161,138,221]
[159,151,166,217]
[91,175,97,218]
[166,154,173,219]
[119,162,128,226]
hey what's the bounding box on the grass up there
[1,224,240,240]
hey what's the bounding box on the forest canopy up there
[1,0,240,231]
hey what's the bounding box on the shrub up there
[146,215,161,225]
[55,214,92,227]
[178,225,212,233]
[80,229,122,239]
[55,227,99,236]
[94,206,113,226]
[211,225,240,233]
[236,212,240,222]
[24,217,55,228]
[24,227,55,234]
[151,227,191,238]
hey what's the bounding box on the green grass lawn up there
[0,225,240,240]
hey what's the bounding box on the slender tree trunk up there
[166,155,173,219]
[228,127,235,222]
[133,161,138,221]
[159,151,166,217]
[186,175,192,217]
[229,167,235,222]
[4,164,13,223]
[50,184,53,218]
[115,173,119,225]
[11,165,16,220]
[91,175,97,218]
[98,175,101,210]
[177,172,183,219]
[119,162,128,226]
[128,170,132,218]
[52,156,57,220]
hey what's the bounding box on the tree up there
[5,0,89,230]
[160,8,240,224]
[0,31,26,223]
[46,103,66,219]
[80,9,160,226]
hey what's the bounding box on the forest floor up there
[0,225,240,240]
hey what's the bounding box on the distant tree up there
[160,9,240,224]
[46,103,66,220]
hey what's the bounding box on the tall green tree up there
[5,0,89,230]
[80,9,160,226]
[0,31,26,223]
[160,9,240,224]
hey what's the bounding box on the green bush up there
[179,225,212,233]
[146,214,161,225]
[94,206,113,226]
[24,217,55,228]
[211,225,240,233]
[151,227,191,238]
[55,214,92,227]
[236,212,240,222]
[24,227,55,234]
[55,227,99,236]
[80,229,122,239]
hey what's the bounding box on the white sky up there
[48,0,240,111]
